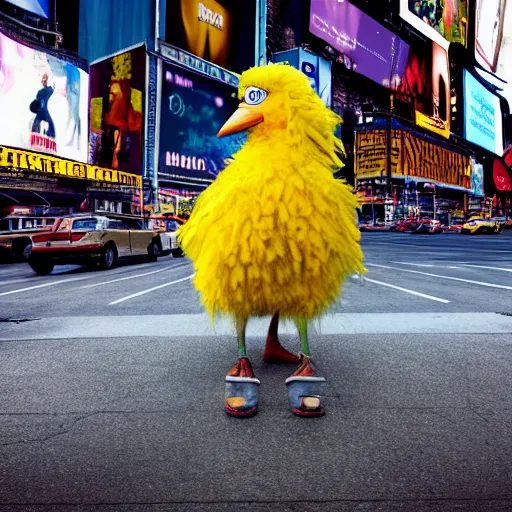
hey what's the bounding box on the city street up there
[1,232,512,510]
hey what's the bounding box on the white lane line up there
[460,264,512,273]
[0,276,89,297]
[109,274,195,305]
[365,277,450,303]
[81,263,191,289]
[392,262,435,268]
[367,264,512,290]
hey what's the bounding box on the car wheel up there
[147,241,159,262]
[28,258,54,275]
[22,242,32,260]
[99,244,117,270]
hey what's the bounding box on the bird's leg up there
[237,315,248,357]
[285,317,326,417]
[224,316,260,417]
[263,312,301,364]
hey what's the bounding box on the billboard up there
[464,70,503,155]
[396,41,450,138]
[272,48,332,107]
[471,160,485,197]
[158,62,245,184]
[475,0,506,72]
[165,0,256,74]
[0,146,142,188]
[399,0,469,49]
[0,32,88,162]
[5,0,50,18]
[355,130,471,189]
[309,0,411,90]
[89,45,146,175]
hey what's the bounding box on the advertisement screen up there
[0,32,89,162]
[475,0,506,72]
[309,0,411,90]
[464,70,503,155]
[165,0,256,74]
[471,160,485,197]
[89,45,146,175]
[158,62,245,183]
[399,0,468,49]
[273,48,332,107]
[355,130,471,189]
[5,0,50,18]
[396,41,451,138]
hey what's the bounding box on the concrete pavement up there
[1,231,512,510]
[1,333,512,510]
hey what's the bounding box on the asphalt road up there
[1,231,512,510]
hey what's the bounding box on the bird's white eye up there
[244,86,268,105]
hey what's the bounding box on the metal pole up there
[386,96,394,198]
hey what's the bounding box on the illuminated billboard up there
[475,0,506,72]
[89,45,146,175]
[158,62,245,184]
[165,0,256,74]
[399,0,469,49]
[0,32,89,162]
[464,70,503,155]
[396,41,451,138]
[309,0,411,89]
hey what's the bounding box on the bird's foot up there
[225,357,260,418]
[263,334,302,364]
[285,355,326,417]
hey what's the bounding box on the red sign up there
[493,159,512,192]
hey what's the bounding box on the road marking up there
[460,264,512,273]
[392,262,435,268]
[367,264,512,290]
[365,277,450,303]
[81,263,191,289]
[109,274,195,305]
[0,277,89,297]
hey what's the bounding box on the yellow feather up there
[178,63,365,320]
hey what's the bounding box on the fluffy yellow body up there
[178,64,365,321]
[179,141,364,320]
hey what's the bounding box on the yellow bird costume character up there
[178,63,365,417]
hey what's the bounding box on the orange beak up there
[217,105,264,137]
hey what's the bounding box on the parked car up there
[461,218,503,235]
[0,215,56,262]
[28,214,161,274]
[410,219,443,234]
[150,215,186,257]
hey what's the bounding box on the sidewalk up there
[1,332,512,511]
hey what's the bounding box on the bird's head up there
[217,63,340,141]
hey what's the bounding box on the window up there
[72,219,99,231]
[108,220,129,230]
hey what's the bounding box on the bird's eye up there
[244,86,268,105]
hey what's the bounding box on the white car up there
[154,217,185,257]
